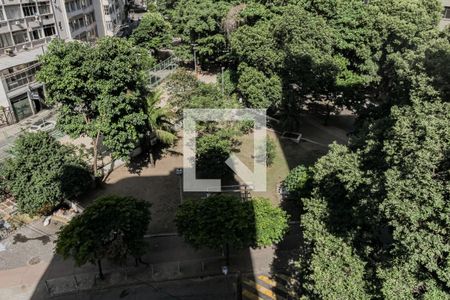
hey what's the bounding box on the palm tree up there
[145,91,177,165]
[146,90,177,144]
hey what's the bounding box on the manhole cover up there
[28,256,41,265]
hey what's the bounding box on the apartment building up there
[97,0,127,37]
[0,0,57,124]
[52,0,126,41]
[53,0,98,41]
[0,0,127,125]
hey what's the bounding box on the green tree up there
[296,96,450,298]
[364,0,442,111]
[0,132,91,215]
[282,165,312,199]
[297,234,370,300]
[176,195,288,265]
[145,91,177,145]
[237,63,282,109]
[196,129,237,178]
[37,38,154,175]
[171,0,231,64]
[55,196,151,279]
[165,69,201,109]
[176,195,251,265]
[230,21,283,74]
[130,11,172,51]
[145,91,177,165]
[247,197,288,247]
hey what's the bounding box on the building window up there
[86,12,95,25]
[5,6,21,19]
[104,5,110,15]
[0,9,4,21]
[70,16,84,32]
[0,33,13,48]
[12,31,28,44]
[22,4,38,17]
[444,7,450,19]
[38,3,51,15]
[65,0,86,13]
[31,29,41,40]
[43,24,56,37]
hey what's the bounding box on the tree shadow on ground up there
[12,233,51,245]
[27,164,257,299]
[25,112,353,299]
[268,111,355,298]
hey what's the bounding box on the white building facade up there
[0,0,57,124]
[0,0,127,125]
[96,0,128,37]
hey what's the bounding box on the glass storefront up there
[11,94,33,121]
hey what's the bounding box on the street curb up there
[44,270,239,298]
[144,232,178,238]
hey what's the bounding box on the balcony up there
[66,4,95,19]
[0,36,53,55]
[2,62,41,92]
[1,0,22,5]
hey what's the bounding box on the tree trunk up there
[225,243,230,267]
[97,259,104,280]
[149,151,155,167]
[93,131,101,175]
[324,102,331,126]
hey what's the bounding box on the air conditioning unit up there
[5,48,14,56]
[15,21,21,25]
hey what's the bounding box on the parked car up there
[29,120,56,133]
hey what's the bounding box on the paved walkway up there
[0,216,300,299]
[0,109,56,160]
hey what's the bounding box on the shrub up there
[283,165,312,198]
[0,132,92,215]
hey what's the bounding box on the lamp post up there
[176,168,183,203]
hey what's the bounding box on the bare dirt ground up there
[80,111,353,234]
[83,139,185,234]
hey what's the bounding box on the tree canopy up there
[55,195,151,278]
[175,195,288,264]
[37,37,154,173]
[295,78,450,298]
[130,11,172,51]
[0,132,91,215]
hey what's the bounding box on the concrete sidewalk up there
[0,109,55,142]
[0,220,300,299]
[0,109,56,160]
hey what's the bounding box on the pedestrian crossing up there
[241,273,296,300]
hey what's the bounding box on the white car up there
[29,120,56,133]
